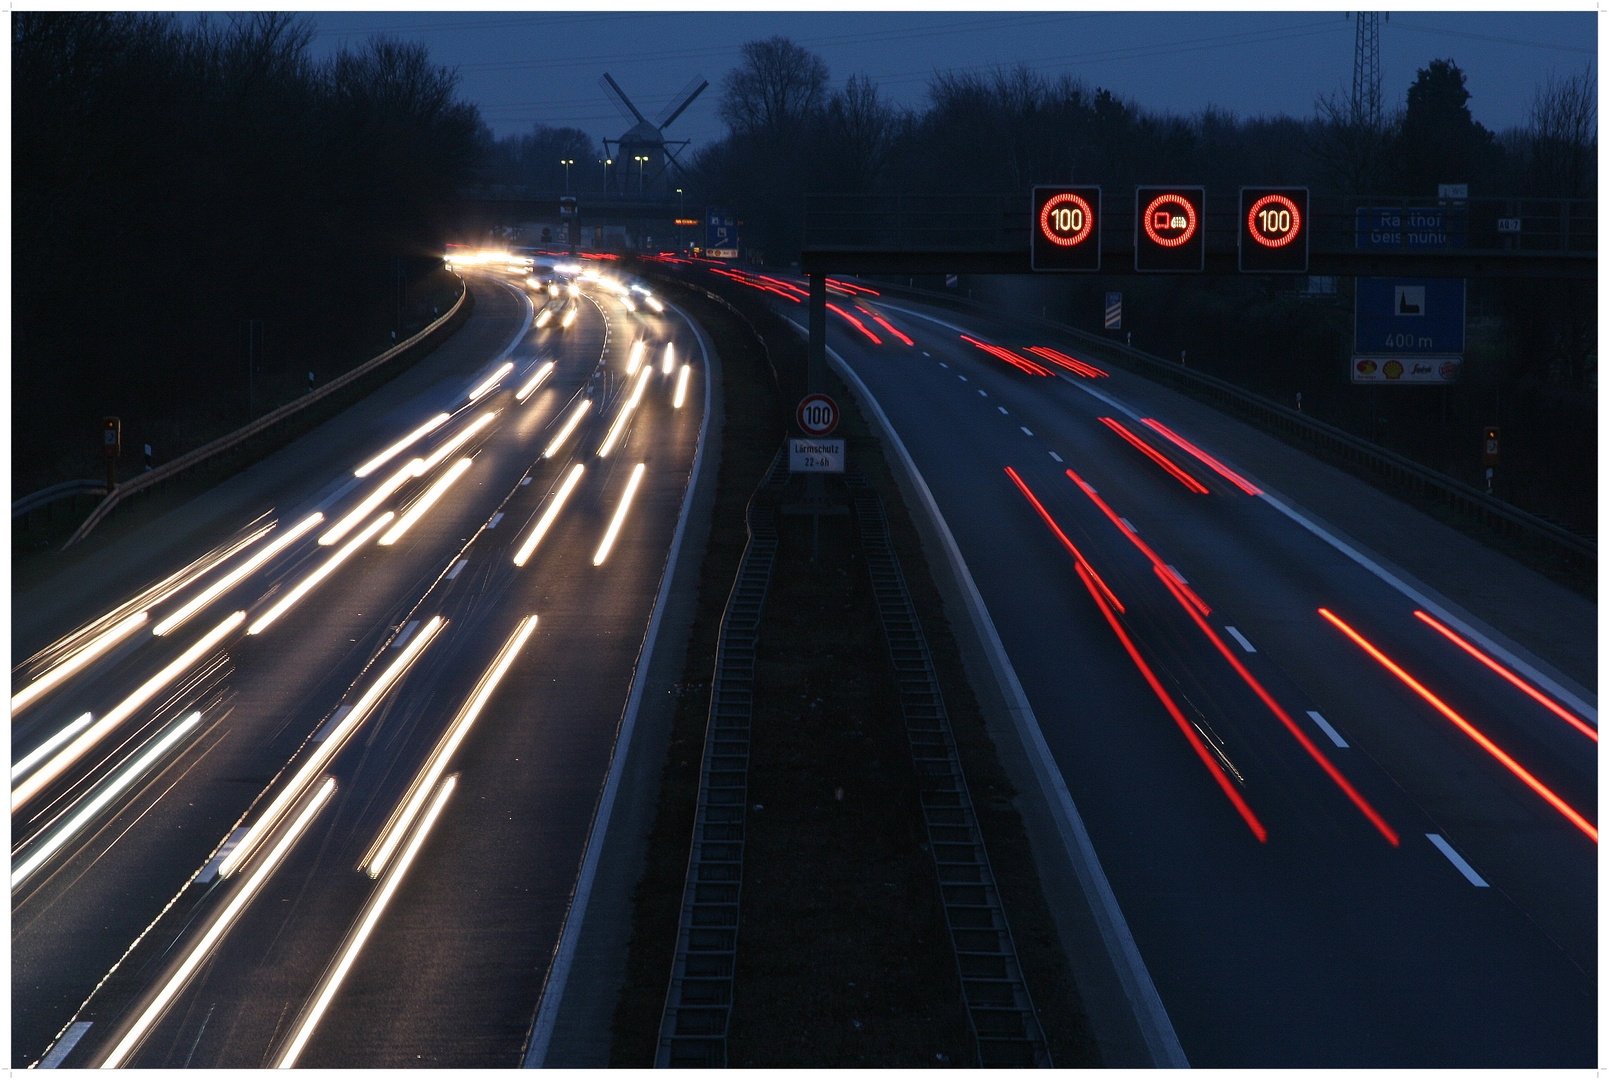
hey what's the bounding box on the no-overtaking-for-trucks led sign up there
[1240,187,1309,273]
[1031,186,1101,271]
[1135,186,1205,272]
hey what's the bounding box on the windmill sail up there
[654,74,708,130]
[599,73,647,125]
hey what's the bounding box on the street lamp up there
[677,188,684,250]
[634,155,648,195]
[604,158,613,192]
[560,158,574,192]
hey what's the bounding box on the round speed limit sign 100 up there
[796,393,839,436]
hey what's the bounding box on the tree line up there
[669,37,1595,534]
[13,12,480,496]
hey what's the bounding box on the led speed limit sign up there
[1031,186,1101,271]
[1239,187,1309,273]
[796,393,840,436]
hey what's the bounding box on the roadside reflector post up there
[101,416,121,492]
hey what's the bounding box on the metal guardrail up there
[656,449,788,1068]
[13,479,108,519]
[847,473,1051,1068]
[60,278,469,549]
[865,278,1595,568]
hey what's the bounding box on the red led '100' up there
[1247,193,1301,248]
[1039,192,1094,246]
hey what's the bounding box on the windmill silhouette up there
[599,73,708,195]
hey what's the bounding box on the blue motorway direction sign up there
[1355,206,1467,249]
[1352,277,1465,384]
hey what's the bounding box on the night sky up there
[299,8,1597,151]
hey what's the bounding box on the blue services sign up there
[706,209,737,252]
[1355,206,1466,249]
[1352,277,1465,384]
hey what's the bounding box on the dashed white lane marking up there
[1118,516,1136,532]
[313,706,353,744]
[1427,833,1489,887]
[1305,710,1349,748]
[39,1021,93,1067]
[1165,564,1188,584]
[978,389,988,396]
[391,620,421,648]
[938,361,947,367]
[521,476,533,486]
[997,406,1009,415]
[1021,427,1034,437]
[1224,626,1257,653]
[1049,451,1063,462]
[446,558,468,580]
[958,374,968,381]
[196,828,251,885]
[487,512,504,529]
[923,351,932,357]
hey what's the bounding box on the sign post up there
[101,416,121,491]
[1482,426,1499,494]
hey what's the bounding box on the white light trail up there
[674,364,691,408]
[597,367,653,459]
[621,296,637,312]
[467,361,514,402]
[318,463,418,546]
[535,309,553,328]
[12,611,244,812]
[219,617,443,879]
[13,711,203,890]
[247,515,392,636]
[12,712,95,782]
[515,361,555,402]
[513,465,584,567]
[542,399,592,459]
[153,514,323,636]
[97,777,336,1069]
[561,306,578,327]
[276,775,457,1068]
[364,616,537,876]
[418,412,496,473]
[354,414,449,478]
[378,459,472,546]
[593,463,646,566]
[625,339,646,374]
[12,611,148,713]
[661,342,675,374]
[645,296,664,313]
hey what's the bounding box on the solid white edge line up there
[806,323,1188,1068]
[1305,710,1349,749]
[1426,832,1490,887]
[1035,354,1598,726]
[1224,625,1257,653]
[38,1021,92,1067]
[522,299,713,1068]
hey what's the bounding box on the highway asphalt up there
[674,264,1595,1068]
[12,266,708,1067]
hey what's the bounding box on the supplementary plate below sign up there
[790,438,845,472]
